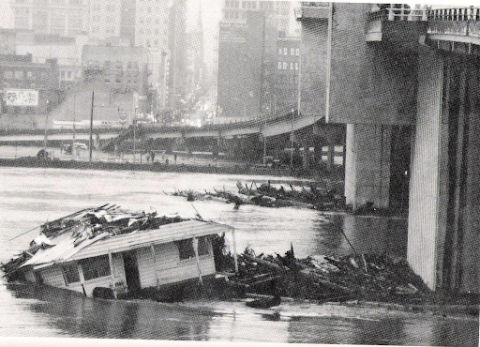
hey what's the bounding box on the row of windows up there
[61,237,210,284]
[278,47,300,56]
[225,0,240,9]
[277,62,299,70]
[242,1,257,9]
[138,17,167,26]
[3,70,49,80]
[177,237,210,260]
[62,255,111,284]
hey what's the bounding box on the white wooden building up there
[19,220,234,298]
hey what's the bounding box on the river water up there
[0,167,477,346]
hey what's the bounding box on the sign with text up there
[5,89,39,107]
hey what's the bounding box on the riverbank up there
[0,156,342,179]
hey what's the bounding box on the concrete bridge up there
[295,3,480,294]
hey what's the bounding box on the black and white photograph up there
[0,0,478,346]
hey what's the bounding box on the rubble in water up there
[168,179,345,211]
[221,246,438,305]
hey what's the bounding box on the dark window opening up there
[80,255,111,281]
[62,262,80,284]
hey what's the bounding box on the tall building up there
[12,0,88,37]
[134,0,171,112]
[167,0,187,112]
[274,34,299,113]
[134,0,170,51]
[185,5,206,102]
[218,0,300,118]
[120,0,136,45]
[217,11,264,119]
[88,0,123,44]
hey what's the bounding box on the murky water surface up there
[0,167,477,345]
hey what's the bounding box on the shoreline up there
[0,156,339,179]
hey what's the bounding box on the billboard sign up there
[5,89,39,106]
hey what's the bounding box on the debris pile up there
[226,248,433,305]
[0,204,185,281]
[168,179,345,211]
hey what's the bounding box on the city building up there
[166,0,187,114]
[88,0,123,44]
[217,11,264,120]
[273,34,300,113]
[218,1,301,119]
[15,31,88,89]
[0,29,16,55]
[82,45,150,98]
[12,0,89,37]
[134,0,171,113]
[0,53,59,128]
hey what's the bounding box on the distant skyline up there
[0,0,14,29]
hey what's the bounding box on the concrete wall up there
[299,19,328,118]
[344,123,391,209]
[462,62,480,292]
[407,49,447,290]
[328,3,417,125]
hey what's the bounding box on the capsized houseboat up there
[1,204,238,299]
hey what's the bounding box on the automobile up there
[61,142,88,154]
[74,142,89,150]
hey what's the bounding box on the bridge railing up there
[369,6,428,22]
[427,8,480,38]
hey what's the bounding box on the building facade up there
[217,11,264,119]
[82,45,150,97]
[0,53,59,128]
[12,0,88,37]
[273,35,300,114]
[15,32,88,90]
[0,29,16,55]
[219,1,301,118]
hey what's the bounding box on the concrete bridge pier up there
[344,123,392,210]
[408,49,479,292]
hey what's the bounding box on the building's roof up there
[21,219,232,270]
[70,220,232,261]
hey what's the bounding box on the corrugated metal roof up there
[21,232,110,269]
[69,220,232,261]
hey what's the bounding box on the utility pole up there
[43,100,49,155]
[133,108,137,164]
[89,91,94,163]
[72,91,76,158]
[290,109,295,169]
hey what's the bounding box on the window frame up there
[80,255,111,281]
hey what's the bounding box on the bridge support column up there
[344,123,392,209]
[407,50,448,291]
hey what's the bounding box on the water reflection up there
[4,282,478,345]
[316,214,408,257]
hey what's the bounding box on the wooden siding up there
[136,240,216,288]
